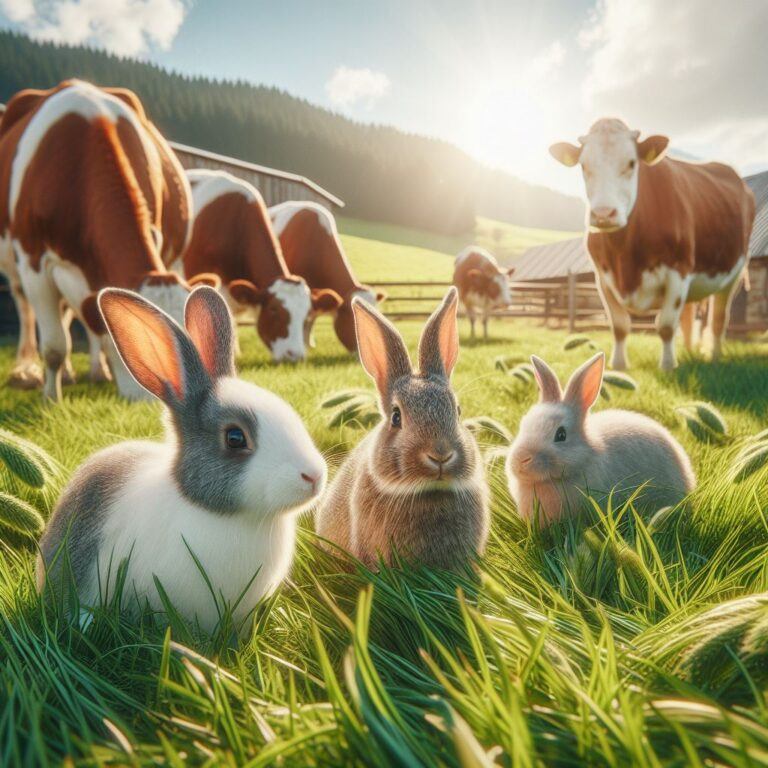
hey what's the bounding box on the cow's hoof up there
[62,365,77,386]
[7,363,44,390]
[89,366,112,384]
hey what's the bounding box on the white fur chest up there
[599,264,685,313]
[94,448,296,633]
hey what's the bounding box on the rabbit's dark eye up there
[554,426,567,443]
[225,426,248,450]
[391,406,402,429]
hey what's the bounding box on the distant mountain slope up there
[0,31,584,235]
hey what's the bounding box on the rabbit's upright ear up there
[418,287,459,378]
[531,356,562,403]
[352,297,411,398]
[98,288,208,404]
[563,352,605,414]
[185,286,236,379]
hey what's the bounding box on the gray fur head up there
[507,352,604,483]
[99,286,326,517]
[352,288,480,492]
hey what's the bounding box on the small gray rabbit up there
[37,286,326,634]
[316,288,489,569]
[506,352,696,524]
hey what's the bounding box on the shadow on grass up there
[676,353,768,417]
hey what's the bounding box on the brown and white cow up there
[550,118,755,371]
[453,246,514,339]
[269,201,385,352]
[179,170,341,362]
[0,80,195,391]
[0,80,202,400]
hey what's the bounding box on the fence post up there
[567,270,576,333]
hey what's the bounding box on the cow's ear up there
[229,279,267,306]
[637,135,669,165]
[549,142,581,167]
[81,293,106,335]
[311,288,342,313]
[188,272,221,289]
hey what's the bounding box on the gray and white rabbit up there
[316,288,489,569]
[37,286,326,633]
[505,352,695,524]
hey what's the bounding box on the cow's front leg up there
[705,278,740,361]
[596,275,631,370]
[656,272,687,372]
[467,308,476,339]
[7,278,43,389]
[679,302,696,351]
[17,255,68,401]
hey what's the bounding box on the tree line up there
[0,31,583,235]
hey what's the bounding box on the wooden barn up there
[170,142,344,211]
[512,172,768,334]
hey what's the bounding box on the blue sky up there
[1,0,767,196]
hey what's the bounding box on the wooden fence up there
[369,274,619,333]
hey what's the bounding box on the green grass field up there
[337,215,577,281]
[0,223,767,766]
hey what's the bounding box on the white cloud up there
[580,0,768,169]
[325,66,390,110]
[1,0,187,56]
[529,40,566,81]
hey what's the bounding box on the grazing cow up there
[0,80,194,388]
[179,170,341,362]
[269,202,385,352]
[550,119,755,371]
[453,246,514,338]
[0,80,202,401]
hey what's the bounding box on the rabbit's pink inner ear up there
[564,353,605,412]
[436,291,459,376]
[99,290,185,401]
[531,356,562,402]
[185,286,235,379]
[353,301,391,393]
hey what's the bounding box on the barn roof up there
[512,237,591,281]
[745,171,768,257]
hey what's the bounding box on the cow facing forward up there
[453,247,513,339]
[551,119,755,371]
[0,80,203,400]
[180,171,340,362]
[270,202,385,352]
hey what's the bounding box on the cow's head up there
[550,119,669,232]
[335,286,387,352]
[229,276,341,362]
[466,259,514,307]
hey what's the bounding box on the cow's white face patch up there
[269,278,312,362]
[579,126,640,231]
[493,273,512,306]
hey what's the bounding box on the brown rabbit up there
[315,288,489,569]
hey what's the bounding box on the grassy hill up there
[337,216,578,282]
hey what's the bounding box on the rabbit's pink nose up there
[427,452,455,466]
[301,472,320,493]
[517,453,533,467]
